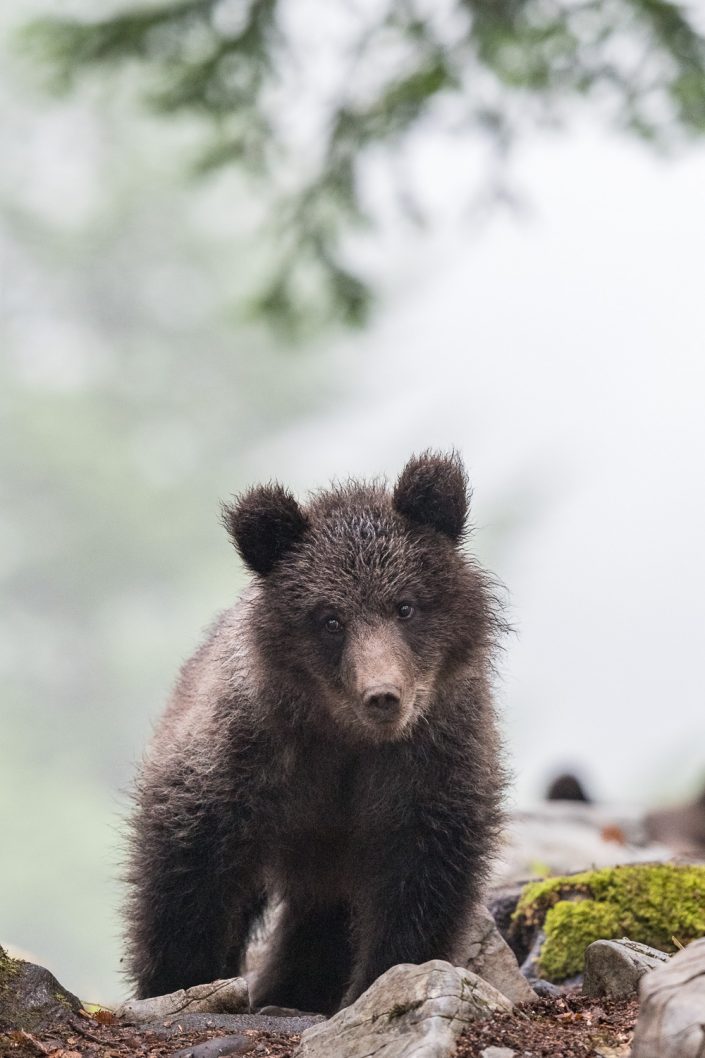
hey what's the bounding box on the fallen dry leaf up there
[600,824,627,844]
[92,1008,117,1025]
[593,1044,631,1057]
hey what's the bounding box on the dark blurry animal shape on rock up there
[546,772,592,803]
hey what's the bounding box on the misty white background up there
[256,127,705,806]
[2,0,705,1004]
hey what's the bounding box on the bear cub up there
[125,451,505,1013]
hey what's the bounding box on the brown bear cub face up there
[223,452,493,744]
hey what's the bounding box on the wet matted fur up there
[125,451,507,1013]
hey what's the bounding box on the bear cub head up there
[222,451,496,744]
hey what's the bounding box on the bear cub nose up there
[363,685,402,713]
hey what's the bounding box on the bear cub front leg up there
[126,783,261,998]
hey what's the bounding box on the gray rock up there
[0,945,82,1031]
[168,1036,256,1058]
[487,884,526,943]
[631,937,705,1058]
[518,928,546,982]
[295,959,512,1058]
[531,979,563,998]
[645,792,705,856]
[583,938,670,998]
[256,1004,318,1017]
[463,905,536,1005]
[142,1011,324,1038]
[491,803,672,887]
[116,977,249,1024]
[480,1049,517,1058]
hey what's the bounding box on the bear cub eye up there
[397,602,415,621]
[324,616,344,634]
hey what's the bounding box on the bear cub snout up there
[125,451,506,1014]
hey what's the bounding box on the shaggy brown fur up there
[125,452,507,1013]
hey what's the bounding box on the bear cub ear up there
[393,450,469,542]
[222,484,308,576]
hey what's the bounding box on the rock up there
[645,784,705,856]
[116,977,249,1024]
[631,936,705,1058]
[518,929,546,982]
[487,884,527,948]
[583,938,670,997]
[530,979,563,998]
[480,1049,517,1058]
[294,959,512,1058]
[256,1004,317,1017]
[491,803,672,887]
[463,905,536,1004]
[0,944,82,1032]
[142,1011,324,1038]
[168,1036,256,1058]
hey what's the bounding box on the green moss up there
[0,946,24,1031]
[0,946,20,991]
[0,947,17,970]
[512,864,705,981]
[538,901,622,980]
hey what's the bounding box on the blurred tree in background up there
[0,0,338,996]
[26,0,705,331]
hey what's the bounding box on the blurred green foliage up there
[0,3,338,995]
[24,0,705,331]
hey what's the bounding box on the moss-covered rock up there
[0,943,82,1031]
[511,864,705,982]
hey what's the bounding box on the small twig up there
[67,1017,105,1044]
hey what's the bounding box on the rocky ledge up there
[3,861,705,1057]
